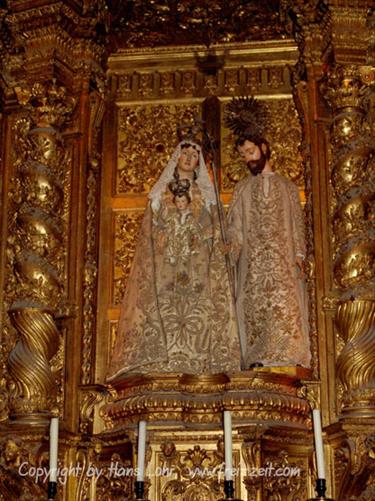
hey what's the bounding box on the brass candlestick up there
[134,480,150,501]
[47,481,57,500]
[308,478,335,501]
[218,479,243,501]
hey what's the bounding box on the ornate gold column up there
[6,83,75,422]
[324,64,375,418]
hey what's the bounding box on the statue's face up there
[238,140,266,176]
[175,194,189,211]
[177,145,199,173]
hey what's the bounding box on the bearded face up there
[238,140,267,176]
[247,148,267,176]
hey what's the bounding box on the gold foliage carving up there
[116,103,200,194]
[113,211,144,305]
[109,2,287,48]
[0,436,46,499]
[159,441,225,501]
[221,99,304,191]
[323,64,375,417]
[94,456,133,501]
[0,377,8,422]
[9,91,71,310]
[333,430,375,501]
[324,65,375,291]
[14,82,76,128]
[82,168,99,385]
[263,450,307,501]
[74,444,133,501]
[5,82,75,419]
[242,439,262,498]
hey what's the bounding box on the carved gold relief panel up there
[113,210,145,305]
[114,56,294,102]
[116,103,201,195]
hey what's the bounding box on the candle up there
[223,410,233,481]
[49,417,59,482]
[136,420,147,482]
[312,409,326,479]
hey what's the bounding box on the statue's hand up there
[155,232,166,251]
[219,241,232,255]
[296,256,305,279]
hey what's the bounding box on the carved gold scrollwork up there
[79,385,115,435]
[334,431,375,500]
[263,450,307,501]
[0,436,47,499]
[159,441,225,501]
[335,299,375,414]
[242,437,262,499]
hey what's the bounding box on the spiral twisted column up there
[324,65,375,417]
[7,82,75,422]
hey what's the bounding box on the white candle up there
[223,410,233,481]
[136,420,147,482]
[312,409,326,479]
[49,417,59,483]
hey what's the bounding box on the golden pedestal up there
[102,367,314,501]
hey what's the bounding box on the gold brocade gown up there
[108,183,241,379]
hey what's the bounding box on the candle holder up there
[134,480,149,501]
[308,478,335,501]
[47,480,57,500]
[218,479,243,501]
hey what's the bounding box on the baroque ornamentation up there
[114,211,144,305]
[334,429,375,501]
[3,2,108,96]
[335,300,375,415]
[323,64,375,416]
[115,65,293,102]
[242,437,262,499]
[263,450,307,501]
[158,441,225,501]
[5,81,75,420]
[82,91,105,386]
[116,104,200,194]
[79,385,115,435]
[324,65,374,293]
[282,0,330,70]
[102,370,311,430]
[0,435,48,499]
[108,1,288,48]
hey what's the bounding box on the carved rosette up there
[6,82,75,421]
[324,64,375,416]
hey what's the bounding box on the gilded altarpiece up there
[0,1,373,500]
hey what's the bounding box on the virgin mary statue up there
[108,141,241,380]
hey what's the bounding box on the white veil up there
[149,141,217,211]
